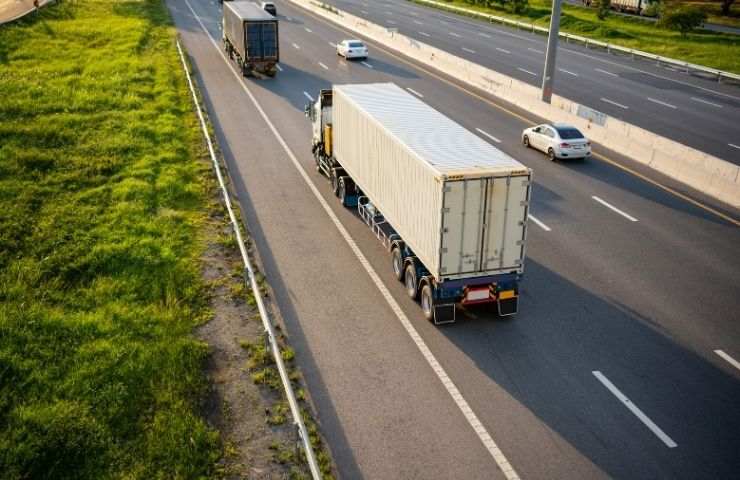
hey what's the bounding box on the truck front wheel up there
[420,284,434,321]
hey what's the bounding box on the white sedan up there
[337,39,368,60]
[522,123,591,161]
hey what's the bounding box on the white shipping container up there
[332,83,532,281]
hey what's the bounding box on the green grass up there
[414,0,740,73]
[0,0,221,478]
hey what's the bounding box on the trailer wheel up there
[420,283,434,321]
[338,178,352,207]
[391,247,404,281]
[404,264,418,300]
[331,170,340,197]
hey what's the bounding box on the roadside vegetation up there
[0,0,333,478]
[419,0,740,73]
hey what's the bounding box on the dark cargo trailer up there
[223,1,279,77]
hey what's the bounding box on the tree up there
[509,0,528,13]
[658,4,707,36]
[596,0,611,20]
[721,0,734,16]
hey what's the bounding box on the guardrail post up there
[607,44,610,54]
[718,72,722,83]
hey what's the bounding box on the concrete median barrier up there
[289,0,740,209]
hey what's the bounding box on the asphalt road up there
[324,0,740,165]
[168,0,740,478]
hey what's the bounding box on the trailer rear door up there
[481,174,529,272]
[245,22,278,60]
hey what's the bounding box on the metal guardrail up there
[411,0,740,83]
[175,40,323,480]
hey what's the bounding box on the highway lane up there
[323,0,740,164]
[170,0,740,477]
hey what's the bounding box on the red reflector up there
[560,142,570,147]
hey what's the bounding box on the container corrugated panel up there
[333,83,531,280]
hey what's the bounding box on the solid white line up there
[303,91,314,102]
[181,2,521,476]
[275,64,283,72]
[595,68,618,77]
[462,47,476,54]
[478,32,491,38]
[318,62,329,70]
[305,27,312,33]
[527,47,544,54]
[361,61,373,69]
[419,31,431,37]
[292,42,300,49]
[647,97,677,109]
[592,196,638,222]
[690,97,722,108]
[558,68,578,76]
[517,67,537,76]
[593,371,677,448]
[600,97,629,109]
[406,87,424,98]
[449,31,461,37]
[475,127,501,144]
[496,47,511,54]
[714,350,740,372]
[528,214,551,232]
[729,143,740,150]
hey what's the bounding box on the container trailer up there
[223,1,279,77]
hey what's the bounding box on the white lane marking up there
[387,20,397,25]
[478,32,492,38]
[419,31,431,37]
[496,47,511,54]
[517,67,537,76]
[286,16,293,21]
[475,127,501,143]
[558,68,578,76]
[385,10,393,15]
[593,371,677,448]
[275,64,283,72]
[528,214,551,232]
[592,196,638,222]
[361,9,368,14]
[305,27,312,33]
[406,87,424,98]
[690,97,722,108]
[303,91,314,102]
[292,42,300,50]
[318,62,329,70]
[462,47,476,54]
[647,97,677,109]
[527,47,544,54]
[595,68,619,77]
[413,19,423,25]
[361,61,373,69]
[729,143,740,150]
[601,97,629,109]
[180,2,522,476]
[449,31,461,37]
[714,350,740,372]
[329,41,336,47]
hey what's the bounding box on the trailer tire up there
[331,170,340,196]
[420,283,434,321]
[404,264,418,300]
[338,178,353,207]
[391,247,404,281]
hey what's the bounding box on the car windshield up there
[349,42,365,48]
[555,127,584,139]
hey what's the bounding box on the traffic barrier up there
[289,0,740,209]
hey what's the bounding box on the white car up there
[522,123,591,161]
[337,39,368,60]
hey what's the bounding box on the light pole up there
[541,0,563,103]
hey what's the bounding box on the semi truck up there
[223,1,279,77]
[581,0,657,16]
[305,83,533,324]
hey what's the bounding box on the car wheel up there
[548,148,557,162]
[523,135,530,148]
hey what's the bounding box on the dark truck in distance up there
[223,1,279,77]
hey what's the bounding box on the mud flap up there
[433,303,456,325]
[497,297,518,316]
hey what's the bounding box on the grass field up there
[0,0,222,477]
[417,0,740,73]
